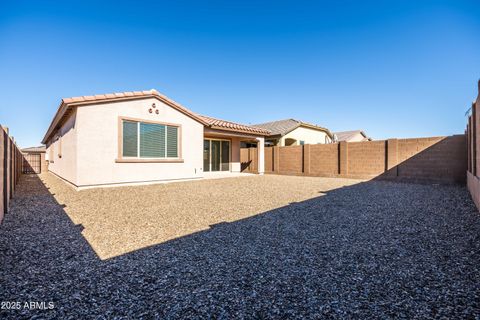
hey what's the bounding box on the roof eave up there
[41,93,210,144]
[276,123,333,139]
[298,123,333,138]
[41,101,68,144]
[209,125,270,136]
[265,133,282,139]
[264,123,332,139]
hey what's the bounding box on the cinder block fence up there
[0,125,24,224]
[467,81,480,210]
[241,135,467,184]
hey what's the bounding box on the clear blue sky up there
[1,0,479,147]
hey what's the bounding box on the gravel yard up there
[1,173,480,318]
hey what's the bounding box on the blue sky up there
[1,0,479,147]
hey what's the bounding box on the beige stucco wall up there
[74,97,204,187]
[45,97,265,188]
[343,132,366,142]
[280,126,331,146]
[46,110,78,185]
[231,137,241,172]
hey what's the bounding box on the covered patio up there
[202,124,265,175]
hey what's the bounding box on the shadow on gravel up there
[1,173,480,319]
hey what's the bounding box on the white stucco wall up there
[74,98,204,187]
[280,126,331,146]
[46,111,78,185]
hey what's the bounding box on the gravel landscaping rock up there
[1,173,479,319]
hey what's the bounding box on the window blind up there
[122,120,179,158]
[140,123,165,158]
[122,121,138,157]
[166,126,178,158]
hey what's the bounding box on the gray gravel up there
[1,173,480,319]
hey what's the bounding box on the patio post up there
[256,137,265,175]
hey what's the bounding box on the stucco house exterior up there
[334,130,371,142]
[42,90,269,189]
[252,119,333,146]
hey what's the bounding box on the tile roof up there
[43,89,269,143]
[199,115,270,135]
[62,90,156,104]
[61,89,205,124]
[333,130,371,142]
[252,119,332,137]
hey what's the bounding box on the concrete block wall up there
[466,80,480,210]
[348,140,386,175]
[241,134,467,184]
[0,125,24,224]
[309,143,338,176]
[278,145,303,175]
[397,136,466,183]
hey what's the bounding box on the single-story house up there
[252,119,333,146]
[42,90,270,189]
[333,130,371,142]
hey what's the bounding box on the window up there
[122,120,179,158]
[123,121,138,157]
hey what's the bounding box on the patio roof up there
[199,115,270,135]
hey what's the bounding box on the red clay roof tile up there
[199,115,269,135]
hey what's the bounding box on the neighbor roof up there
[42,89,269,144]
[334,130,371,142]
[252,119,332,138]
[21,146,46,153]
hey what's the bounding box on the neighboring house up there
[42,90,270,189]
[334,130,371,142]
[21,146,46,153]
[252,119,333,146]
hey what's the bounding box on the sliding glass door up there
[221,140,229,171]
[203,139,230,172]
[211,140,221,171]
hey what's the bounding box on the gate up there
[240,147,258,173]
[22,153,41,174]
